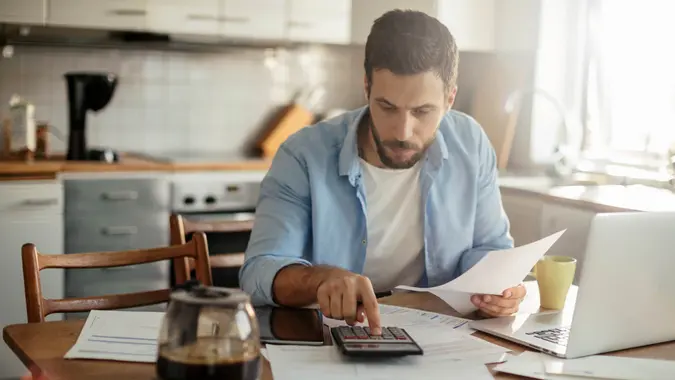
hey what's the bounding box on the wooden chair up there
[21,232,212,323]
[169,214,253,285]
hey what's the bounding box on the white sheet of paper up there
[494,352,604,380]
[323,304,470,331]
[545,355,675,380]
[266,343,496,380]
[397,230,566,314]
[64,310,164,363]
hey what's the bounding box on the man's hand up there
[316,269,382,335]
[471,284,527,317]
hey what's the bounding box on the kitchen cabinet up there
[147,0,219,36]
[350,0,494,50]
[350,0,538,52]
[0,0,45,25]
[287,0,351,44]
[437,0,495,51]
[47,0,148,31]
[0,181,64,378]
[501,192,543,247]
[540,202,595,284]
[64,177,170,318]
[220,0,286,40]
[350,0,437,45]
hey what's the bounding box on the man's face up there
[365,69,455,169]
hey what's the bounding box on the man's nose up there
[392,113,414,141]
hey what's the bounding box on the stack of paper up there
[494,351,675,380]
[323,304,471,332]
[396,230,566,314]
[64,310,164,363]
[267,324,511,380]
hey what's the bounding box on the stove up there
[149,151,268,288]
[147,151,267,214]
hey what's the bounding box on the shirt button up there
[362,239,367,245]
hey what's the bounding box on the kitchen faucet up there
[503,87,580,178]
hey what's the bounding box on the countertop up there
[4,156,675,213]
[499,176,675,213]
[0,153,272,181]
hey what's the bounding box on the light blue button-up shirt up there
[239,106,514,305]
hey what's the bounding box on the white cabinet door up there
[438,0,495,51]
[540,202,595,284]
[220,0,286,40]
[501,192,543,247]
[147,0,219,36]
[0,215,64,378]
[0,0,45,25]
[48,0,147,31]
[287,0,351,44]
[349,0,437,45]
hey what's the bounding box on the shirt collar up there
[338,106,449,182]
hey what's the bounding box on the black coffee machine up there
[65,72,118,161]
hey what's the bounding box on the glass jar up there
[156,282,261,380]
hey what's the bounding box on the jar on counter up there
[8,95,36,159]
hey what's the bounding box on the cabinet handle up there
[101,191,139,201]
[21,198,59,206]
[220,16,250,23]
[101,226,138,236]
[187,14,219,21]
[108,9,147,16]
[288,21,312,28]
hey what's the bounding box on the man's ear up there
[446,86,458,111]
[363,74,370,102]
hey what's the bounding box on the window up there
[581,0,675,174]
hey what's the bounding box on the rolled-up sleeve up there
[458,125,514,273]
[239,144,312,305]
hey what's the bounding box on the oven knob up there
[204,195,217,205]
[183,196,195,205]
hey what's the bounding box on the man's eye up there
[413,109,430,116]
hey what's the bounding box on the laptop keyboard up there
[526,327,570,346]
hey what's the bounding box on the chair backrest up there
[22,232,212,323]
[169,214,252,285]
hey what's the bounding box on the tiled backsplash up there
[0,44,366,154]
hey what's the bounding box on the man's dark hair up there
[364,9,459,95]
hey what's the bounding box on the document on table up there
[545,355,675,380]
[494,352,580,380]
[496,351,675,380]
[64,310,164,363]
[323,304,471,331]
[396,230,566,314]
[266,324,509,380]
[266,345,495,380]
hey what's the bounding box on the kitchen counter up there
[0,153,272,181]
[499,176,675,213]
[4,158,675,213]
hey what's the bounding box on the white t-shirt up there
[360,159,425,293]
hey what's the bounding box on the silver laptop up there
[470,211,675,359]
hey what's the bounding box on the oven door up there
[171,210,255,288]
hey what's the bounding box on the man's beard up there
[369,117,432,169]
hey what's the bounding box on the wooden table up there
[4,282,675,379]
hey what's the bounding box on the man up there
[240,9,526,334]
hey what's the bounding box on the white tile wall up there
[0,44,365,155]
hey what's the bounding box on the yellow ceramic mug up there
[529,256,577,310]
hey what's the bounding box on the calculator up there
[331,326,424,357]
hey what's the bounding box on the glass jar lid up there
[170,280,250,306]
